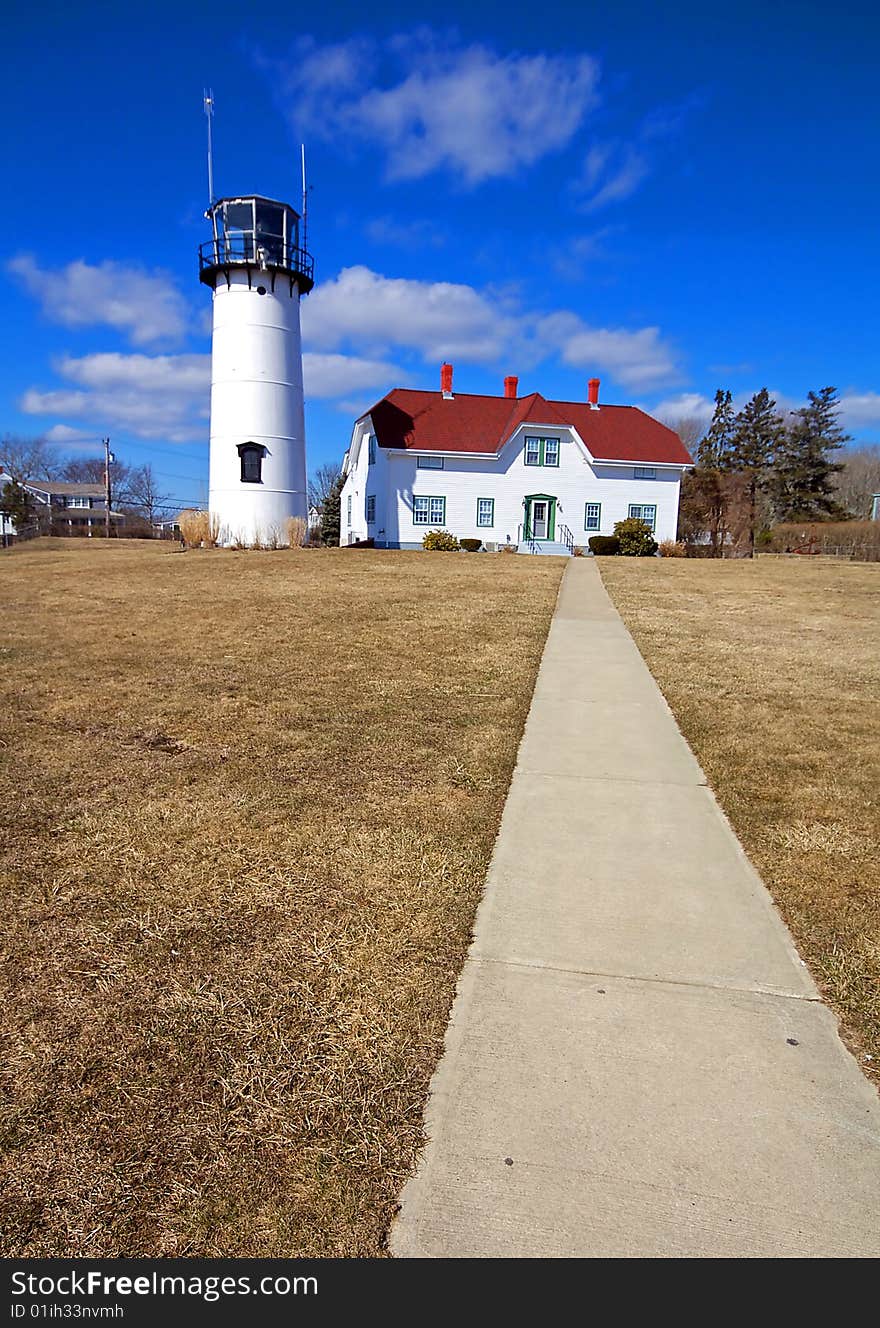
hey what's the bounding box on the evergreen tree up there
[730,388,785,556]
[0,479,35,531]
[320,472,344,546]
[696,389,737,470]
[686,389,738,554]
[770,387,849,521]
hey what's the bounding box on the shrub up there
[460,538,482,553]
[766,521,880,562]
[286,516,307,548]
[179,509,215,548]
[658,539,687,557]
[613,517,658,557]
[588,535,620,556]
[422,529,460,551]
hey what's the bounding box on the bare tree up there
[308,462,341,512]
[0,435,60,483]
[61,455,132,504]
[660,415,709,454]
[834,444,880,518]
[124,464,173,525]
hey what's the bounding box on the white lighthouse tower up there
[199,194,314,545]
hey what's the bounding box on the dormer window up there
[237,442,264,483]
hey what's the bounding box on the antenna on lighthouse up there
[204,89,216,206]
[301,143,308,253]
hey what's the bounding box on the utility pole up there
[104,438,113,539]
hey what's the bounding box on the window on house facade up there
[585,502,601,531]
[524,437,541,466]
[368,434,376,465]
[524,436,560,466]
[628,503,657,530]
[366,495,376,523]
[413,495,446,525]
[633,466,657,480]
[347,494,352,525]
[417,455,443,469]
[476,498,494,527]
[237,442,264,483]
[65,496,91,508]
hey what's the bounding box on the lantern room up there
[199,195,314,292]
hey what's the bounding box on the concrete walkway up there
[392,559,880,1258]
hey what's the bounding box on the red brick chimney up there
[588,377,600,409]
[504,375,519,399]
[441,363,454,398]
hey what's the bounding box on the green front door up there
[525,495,556,541]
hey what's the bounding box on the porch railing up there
[558,522,576,554]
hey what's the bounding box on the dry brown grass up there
[0,538,563,1256]
[599,556,880,1085]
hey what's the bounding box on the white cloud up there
[8,255,191,347]
[303,352,402,398]
[304,265,519,363]
[839,391,880,428]
[646,392,715,421]
[19,347,403,442]
[17,262,681,438]
[265,34,600,184]
[645,387,880,433]
[21,352,211,443]
[538,311,678,389]
[575,142,650,212]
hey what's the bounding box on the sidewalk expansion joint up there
[468,952,820,1004]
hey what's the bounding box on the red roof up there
[367,389,692,465]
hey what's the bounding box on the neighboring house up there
[308,504,323,529]
[0,471,18,545]
[339,366,693,553]
[871,493,880,522]
[153,514,183,538]
[22,481,126,535]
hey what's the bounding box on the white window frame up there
[366,495,376,523]
[417,455,444,470]
[476,497,494,528]
[628,503,657,531]
[66,496,91,509]
[413,495,446,525]
[347,494,352,526]
[368,435,376,465]
[585,502,601,531]
[633,466,657,480]
[524,437,541,467]
[543,437,560,467]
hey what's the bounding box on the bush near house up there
[588,535,621,556]
[658,539,687,557]
[422,529,460,551]
[766,520,880,562]
[613,517,658,557]
[460,538,482,553]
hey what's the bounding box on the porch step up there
[517,540,572,556]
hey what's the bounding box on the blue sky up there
[2,0,878,507]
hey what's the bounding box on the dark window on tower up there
[238,442,264,483]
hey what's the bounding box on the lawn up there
[0,538,564,1256]
[598,555,880,1085]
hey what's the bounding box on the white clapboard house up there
[339,366,692,553]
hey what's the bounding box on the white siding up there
[353,423,683,549]
[340,418,388,545]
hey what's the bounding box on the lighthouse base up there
[209,487,308,548]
